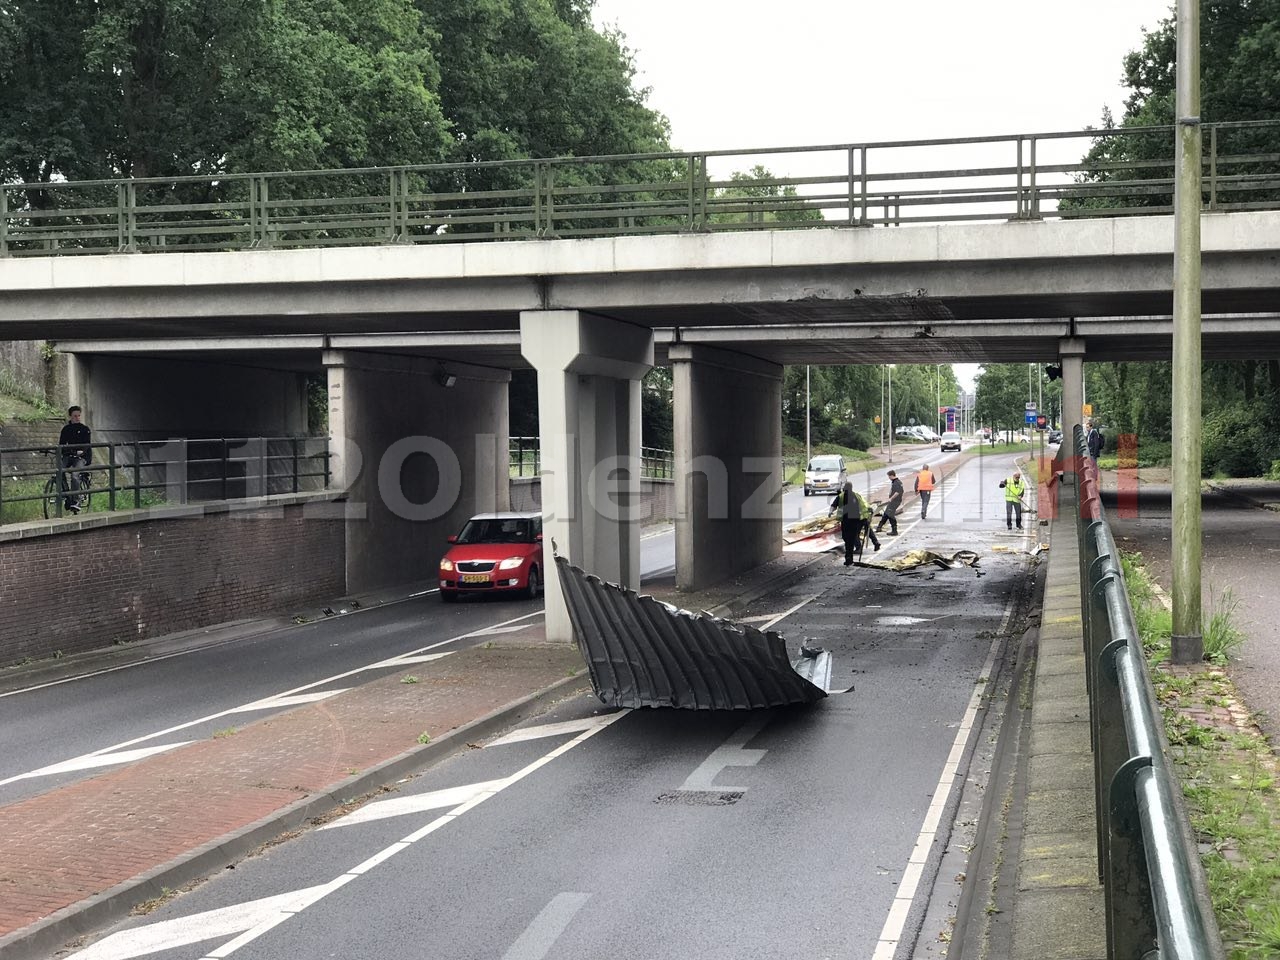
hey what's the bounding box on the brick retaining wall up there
[0,499,345,667]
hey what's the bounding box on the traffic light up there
[1045,363,1063,381]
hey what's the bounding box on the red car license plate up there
[460,573,489,584]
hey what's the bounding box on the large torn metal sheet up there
[555,556,831,710]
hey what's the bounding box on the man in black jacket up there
[875,469,904,536]
[58,405,92,513]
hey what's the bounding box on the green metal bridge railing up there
[1067,429,1225,960]
[5,121,1280,256]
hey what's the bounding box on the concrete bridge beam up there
[520,310,653,643]
[670,344,784,592]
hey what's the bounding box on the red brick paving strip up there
[0,635,582,939]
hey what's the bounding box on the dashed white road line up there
[501,893,593,960]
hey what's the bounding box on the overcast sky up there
[591,0,1174,390]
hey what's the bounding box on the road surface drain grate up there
[654,791,744,806]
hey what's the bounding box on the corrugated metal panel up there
[555,555,831,710]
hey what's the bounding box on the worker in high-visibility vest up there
[829,480,880,564]
[914,464,938,519]
[1000,469,1026,530]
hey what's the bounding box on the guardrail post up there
[1208,124,1218,211]
[292,438,300,493]
[1029,136,1041,219]
[1016,138,1026,218]
[0,185,8,257]
[133,441,142,508]
[107,443,117,511]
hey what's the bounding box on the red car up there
[438,511,543,603]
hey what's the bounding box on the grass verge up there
[1122,552,1280,959]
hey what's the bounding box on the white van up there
[803,455,847,497]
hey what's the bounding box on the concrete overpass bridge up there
[6,123,1280,638]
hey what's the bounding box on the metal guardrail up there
[1068,428,1223,960]
[509,438,672,480]
[0,437,331,521]
[5,121,1280,256]
[555,554,831,710]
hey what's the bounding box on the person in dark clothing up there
[1086,421,1104,461]
[876,469,904,536]
[830,480,879,565]
[58,405,92,513]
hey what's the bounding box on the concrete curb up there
[0,674,586,960]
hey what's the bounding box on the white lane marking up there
[70,710,629,960]
[7,742,195,783]
[869,593,1014,960]
[501,893,593,960]
[873,615,956,627]
[461,623,533,638]
[68,885,333,960]
[759,595,817,632]
[0,612,542,789]
[227,690,348,713]
[489,714,617,747]
[367,652,451,668]
[679,715,770,793]
[318,779,506,830]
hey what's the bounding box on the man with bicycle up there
[58,405,92,513]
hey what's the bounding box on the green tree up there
[709,165,828,226]
[974,364,1036,434]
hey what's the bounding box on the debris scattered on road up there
[854,549,981,573]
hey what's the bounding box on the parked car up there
[1048,429,1063,444]
[803,454,847,496]
[438,511,543,602]
[939,430,962,452]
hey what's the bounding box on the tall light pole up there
[880,365,886,453]
[936,364,942,435]
[1171,0,1203,663]
[805,365,811,467]
[887,364,895,463]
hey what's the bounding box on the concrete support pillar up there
[669,344,783,592]
[520,310,653,643]
[323,350,510,593]
[1060,337,1087,452]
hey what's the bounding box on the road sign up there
[1025,412,1037,425]
[1036,415,1048,428]
[1083,403,1093,416]
[1025,402,1037,411]
[874,415,881,424]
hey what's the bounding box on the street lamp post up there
[805,365,811,468]
[887,364,894,463]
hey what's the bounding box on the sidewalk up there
[1005,513,1106,960]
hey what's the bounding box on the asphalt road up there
[57,447,1042,960]
[1107,483,1280,743]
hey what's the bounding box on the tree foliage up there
[0,0,671,186]
[1070,1,1280,475]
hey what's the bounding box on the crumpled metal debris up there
[555,554,837,710]
[854,549,981,572]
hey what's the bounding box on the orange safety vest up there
[916,469,936,491]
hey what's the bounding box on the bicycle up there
[40,448,92,519]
